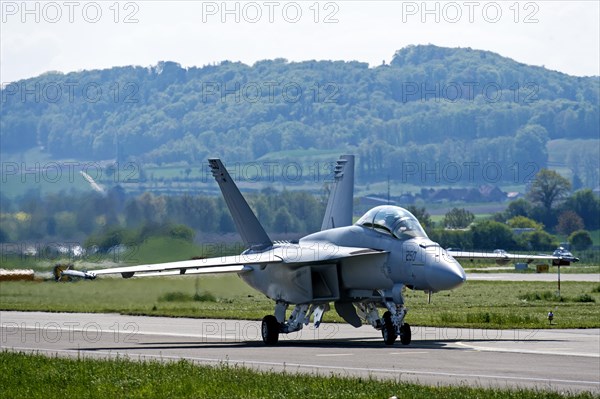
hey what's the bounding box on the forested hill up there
[2,44,598,182]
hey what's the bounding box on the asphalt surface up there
[466,273,600,282]
[2,311,599,394]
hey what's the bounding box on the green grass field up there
[0,351,594,399]
[1,276,598,329]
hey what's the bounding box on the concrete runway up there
[2,311,599,394]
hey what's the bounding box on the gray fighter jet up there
[63,156,578,345]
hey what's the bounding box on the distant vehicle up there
[62,156,579,345]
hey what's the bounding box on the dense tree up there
[563,189,600,230]
[427,229,472,250]
[273,208,295,234]
[443,208,475,229]
[1,45,598,187]
[569,230,593,251]
[512,124,549,171]
[556,211,585,236]
[471,220,516,250]
[494,198,533,222]
[517,230,557,251]
[527,169,571,212]
[406,206,434,230]
[506,216,543,230]
[0,227,9,243]
[167,224,195,242]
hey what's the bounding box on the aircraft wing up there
[61,244,387,280]
[274,243,388,265]
[448,250,579,266]
[61,252,283,280]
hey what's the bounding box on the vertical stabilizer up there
[209,159,272,249]
[321,155,355,231]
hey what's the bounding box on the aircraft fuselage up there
[240,218,466,305]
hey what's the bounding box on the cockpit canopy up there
[356,205,428,240]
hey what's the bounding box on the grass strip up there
[1,278,599,329]
[0,351,594,399]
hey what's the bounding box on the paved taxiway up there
[2,311,599,393]
[467,273,600,282]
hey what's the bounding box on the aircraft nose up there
[426,258,467,292]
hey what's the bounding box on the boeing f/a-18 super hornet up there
[62,156,578,346]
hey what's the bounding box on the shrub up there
[574,294,595,303]
[569,230,593,251]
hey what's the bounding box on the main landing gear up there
[260,288,412,347]
[261,315,280,345]
[261,302,329,345]
[356,300,411,346]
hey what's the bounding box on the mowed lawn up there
[1,275,599,329]
[2,351,595,399]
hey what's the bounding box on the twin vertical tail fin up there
[209,159,272,250]
[209,155,354,245]
[321,155,355,231]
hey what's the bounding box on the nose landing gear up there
[379,285,412,346]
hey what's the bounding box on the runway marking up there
[456,342,599,358]
[389,351,429,355]
[315,353,353,357]
[6,346,600,388]
[0,324,251,342]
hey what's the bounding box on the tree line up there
[1,169,597,254]
[0,187,327,244]
[2,45,598,186]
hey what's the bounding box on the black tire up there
[381,311,397,345]
[261,315,280,345]
[400,322,411,345]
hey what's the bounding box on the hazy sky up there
[1,1,599,83]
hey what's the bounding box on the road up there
[1,311,599,394]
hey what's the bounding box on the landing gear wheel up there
[381,311,397,345]
[261,315,280,345]
[400,322,411,345]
